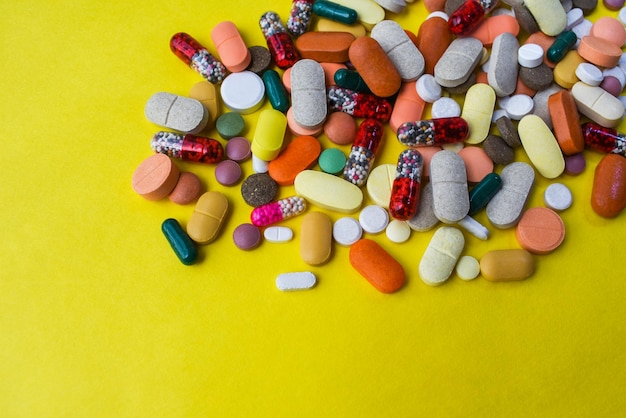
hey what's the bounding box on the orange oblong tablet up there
[515,207,565,254]
[268,135,322,186]
[480,249,535,282]
[548,90,584,155]
[211,21,251,73]
[349,239,405,293]
[348,36,401,98]
[132,154,180,201]
[295,31,356,63]
[591,153,626,218]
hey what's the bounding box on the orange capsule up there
[591,153,626,218]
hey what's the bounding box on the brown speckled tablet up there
[483,135,515,165]
[246,46,272,74]
[240,173,278,207]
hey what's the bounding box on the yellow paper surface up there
[1,1,625,416]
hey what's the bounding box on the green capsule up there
[312,0,358,25]
[162,218,198,265]
[546,30,577,63]
[334,69,371,94]
[468,173,502,216]
[262,69,290,113]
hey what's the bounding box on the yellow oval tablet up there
[294,170,363,213]
[186,191,229,244]
[189,81,219,128]
[518,114,565,179]
[314,17,366,38]
[251,109,287,161]
[300,212,333,266]
[462,83,496,144]
[366,164,396,208]
[553,51,586,89]
[418,226,465,286]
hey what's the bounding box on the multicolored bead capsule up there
[448,0,499,36]
[251,196,306,227]
[151,131,224,164]
[259,11,300,69]
[397,117,469,147]
[582,122,626,156]
[170,32,227,84]
[327,86,392,122]
[389,149,423,221]
[343,119,385,187]
[287,0,315,36]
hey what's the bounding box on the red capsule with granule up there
[389,149,423,221]
[151,131,224,164]
[582,122,626,157]
[327,86,392,122]
[343,119,384,187]
[259,11,300,69]
[396,117,469,147]
[170,32,227,84]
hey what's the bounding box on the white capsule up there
[276,272,317,291]
[457,215,489,240]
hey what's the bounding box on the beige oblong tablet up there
[487,32,519,97]
[571,81,624,128]
[294,170,363,213]
[462,83,496,144]
[430,150,469,224]
[187,191,229,244]
[518,115,565,179]
[145,92,208,134]
[290,59,327,130]
[371,20,425,82]
[486,162,534,229]
[418,226,465,286]
[524,0,567,36]
[434,37,483,88]
[300,212,333,266]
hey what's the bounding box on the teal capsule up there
[546,30,577,63]
[334,69,371,94]
[262,69,290,113]
[312,0,358,25]
[468,173,502,216]
[162,218,198,265]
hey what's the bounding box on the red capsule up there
[582,122,626,156]
[390,149,423,221]
[327,86,392,122]
[396,117,469,147]
[448,0,499,36]
[343,119,385,187]
[259,12,300,69]
[170,33,227,84]
[151,131,224,164]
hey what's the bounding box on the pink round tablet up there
[600,76,623,97]
[591,17,626,47]
[215,159,242,186]
[168,171,202,204]
[564,153,586,175]
[324,111,357,145]
[233,223,262,250]
[225,136,251,161]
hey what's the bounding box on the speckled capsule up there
[343,119,384,187]
[396,117,469,147]
[389,149,423,221]
[250,196,306,227]
[327,86,392,122]
[287,0,315,36]
[582,122,626,156]
[259,11,300,69]
[448,0,499,36]
[170,32,227,84]
[151,131,224,164]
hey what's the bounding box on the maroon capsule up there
[448,0,499,36]
[389,149,423,221]
[151,131,224,164]
[259,12,300,69]
[343,119,385,187]
[327,86,392,122]
[582,122,626,156]
[396,117,469,147]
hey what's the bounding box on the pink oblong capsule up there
[396,117,469,147]
[250,196,306,227]
[151,131,224,164]
[343,119,384,187]
[170,32,227,84]
[389,149,423,221]
[327,86,392,122]
[582,122,626,156]
[259,11,300,69]
[448,0,499,36]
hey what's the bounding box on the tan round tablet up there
[132,154,180,201]
[168,171,202,205]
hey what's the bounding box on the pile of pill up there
[132,0,626,292]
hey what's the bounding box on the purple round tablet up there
[233,223,261,250]
[215,159,242,186]
[603,0,625,10]
[564,153,586,176]
[225,136,252,162]
[600,76,622,97]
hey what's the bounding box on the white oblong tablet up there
[566,8,584,30]
[359,205,389,234]
[333,217,363,246]
[575,63,603,87]
[416,74,442,103]
[505,94,534,120]
[544,183,573,211]
[603,67,626,90]
[431,97,461,118]
[518,43,544,68]
[276,272,317,291]
[220,71,266,114]
[264,226,294,243]
[386,220,411,243]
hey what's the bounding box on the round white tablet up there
[544,183,573,211]
[456,256,480,280]
[359,205,389,234]
[431,97,461,118]
[220,71,265,114]
[333,217,363,246]
[575,63,603,87]
[505,94,534,120]
[385,220,411,243]
[415,74,442,103]
[518,43,544,68]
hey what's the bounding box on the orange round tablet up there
[132,154,180,201]
[515,207,565,254]
[168,171,202,205]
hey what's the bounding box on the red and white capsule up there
[396,117,469,147]
[389,149,423,221]
[170,32,227,84]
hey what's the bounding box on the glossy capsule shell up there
[396,117,469,147]
[161,218,197,265]
[287,0,315,37]
[334,69,372,94]
[312,0,358,25]
[327,86,392,122]
[259,11,300,69]
[250,196,306,227]
[547,30,577,63]
[262,69,290,113]
[468,172,502,216]
[582,122,626,156]
[343,119,385,187]
[448,0,499,36]
[170,32,227,84]
[151,131,224,164]
[389,149,423,221]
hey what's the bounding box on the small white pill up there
[566,8,584,30]
[497,95,511,110]
[544,183,573,211]
[505,94,534,120]
[603,67,626,90]
[333,217,363,246]
[415,74,442,103]
[359,205,389,234]
[491,7,514,16]
[431,97,461,118]
[457,215,489,240]
[252,154,269,173]
[276,272,317,291]
[619,7,626,27]
[518,43,544,68]
[385,220,411,243]
[264,226,294,243]
[576,63,603,87]
[456,256,480,281]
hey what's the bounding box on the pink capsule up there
[582,122,626,156]
[170,32,227,84]
[327,86,392,122]
[448,0,499,36]
[389,149,423,221]
[251,196,306,227]
[343,119,384,187]
[151,131,224,164]
[396,117,469,147]
[259,11,300,69]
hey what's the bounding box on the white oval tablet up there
[220,71,265,114]
[518,43,544,68]
[264,226,294,243]
[276,272,317,291]
[544,183,573,211]
[359,205,389,234]
[431,97,461,118]
[505,94,534,120]
[575,63,603,87]
[566,8,584,30]
[333,217,363,246]
[385,220,411,243]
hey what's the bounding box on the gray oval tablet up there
[145,92,208,134]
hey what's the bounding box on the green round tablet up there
[216,112,245,140]
[318,148,347,175]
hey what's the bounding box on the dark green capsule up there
[262,69,290,113]
[468,173,502,216]
[334,69,371,94]
[162,218,198,265]
[312,0,358,25]
[546,30,577,63]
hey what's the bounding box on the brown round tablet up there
[168,171,202,205]
[515,207,565,254]
[246,46,272,74]
[240,173,278,207]
[324,112,357,145]
[132,154,180,201]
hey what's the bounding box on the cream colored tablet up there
[418,226,465,286]
[462,83,496,144]
[294,170,363,213]
[571,81,624,128]
[518,115,565,179]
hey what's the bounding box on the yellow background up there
[1,1,625,416]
